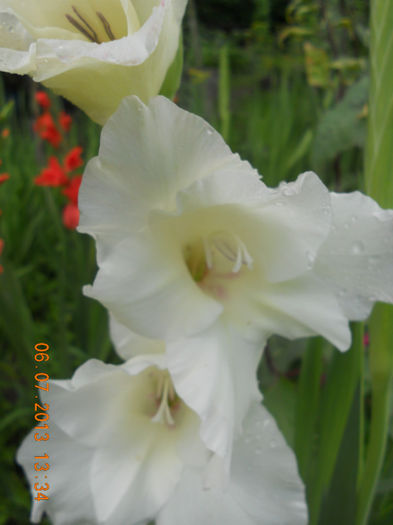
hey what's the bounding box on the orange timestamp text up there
[33,343,51,503]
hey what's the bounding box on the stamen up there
[210,232,253,273]
[66,6,100,43]
[96,11,116,40]
[65,14,97,42]
[72,6,99,42]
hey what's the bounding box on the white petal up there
[90,420,182,522]
[253,171,332,282]
[231,271,351,350]
[46,363,133,446]
[0,10,35,74]
[110,314,164,359]
[16,424,96,525]
[157,468,256,525]
[79,95,252,235]
[167,323,263,464]
[158,402,307,525]
[315,191,393,320]
[85,234,222,340]
[230,402,308,525]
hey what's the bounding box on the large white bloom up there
[17,357,307,525]
[0,0,186,123]
[109,315,262,467]
[79,95,393,352]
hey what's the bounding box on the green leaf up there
[318,385,361,525]
[308,327,363,525]
[311,76,369,171]
[294,337,324,480]
[218,45,231,142]
[263,377,297,449]
[0,99,14,121]
[304,42,331,88]
[358,1,393,523]
[278,26,314,45]
[159,34,183,100]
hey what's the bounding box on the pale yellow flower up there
[0,0,187,123]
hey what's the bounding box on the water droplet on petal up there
[351,241,365,255]
[270,440,277,449]
[306,250,315,269]
[206,128,213,136]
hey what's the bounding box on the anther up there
[66,6,99,43]
[96,11,116,40]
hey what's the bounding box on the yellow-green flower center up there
[185,231,253,284]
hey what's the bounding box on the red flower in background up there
[34,112,62,148]
[62,202,79,229]
[59,111,72,132]
[33,95,82,230]
[62,175,82,205]
[35,91,51,110]
[35,157,68,186]
[0,173,10,184]
[64,147,83,173]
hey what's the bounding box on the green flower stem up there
[357,1,393,523]
[357,306,393,525]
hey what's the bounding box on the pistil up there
[151,374,178,427]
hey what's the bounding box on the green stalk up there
[218,44,231,142]
[357,1,393,523]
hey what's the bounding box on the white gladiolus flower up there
[109,315,262,465]
[0,0,187,123]
[79,95,393,352]
[17,358,308,525]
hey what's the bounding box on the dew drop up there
[269,440,277,449]
[206,128,213,136]
[351,241,365,255]
[306,250,315,269]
